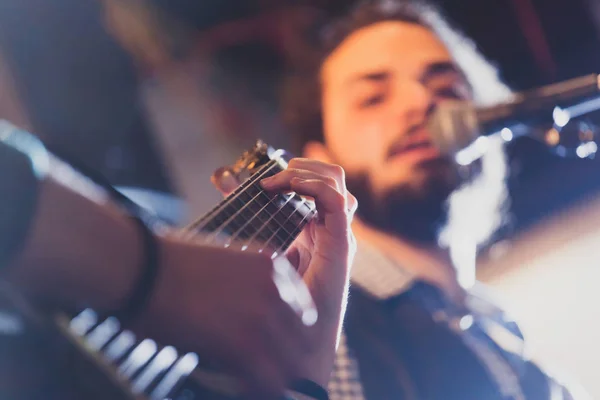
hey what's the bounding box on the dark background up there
[2,0,600,241]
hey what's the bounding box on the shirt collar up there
[350,240,507,322]
[350,240,417,300]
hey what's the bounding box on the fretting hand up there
[213,157,358,387]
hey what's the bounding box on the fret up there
[246,210,283,243]
[271,204,292,231]
[184,146,317,256]
[278,202,304,238]
[207,192,271,242]
[243,182,263,198]
[250,195,315,254]
[62,142,321,400]
[277,208,317,253]
[254,226,279,247]
[227,196,280,243]
[256,203,299,250]
[240,194,295,250]
[200,210,233,235]
[244,194,266,218]
[185,160,279,234]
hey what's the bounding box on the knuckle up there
[330,191,347,209]
[330,164,346,179]
[287,158,303,168]
[315,179,329,189]
[286,168,302,176]
[348,192,358,211]
[271,169,289,181]
[325,176,338,188]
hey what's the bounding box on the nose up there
[395,80,435,129]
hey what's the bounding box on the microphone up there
[428,74,600,160]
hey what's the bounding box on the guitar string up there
[185,157,317,255]
[182,159,278,234]
[226,191,295,247]
[185,160,277,232]
[222,189,317,253]
[204,174,281,244]
[240,193,299,251]
[67,163,318,399]
[210,188,307,249]
[272,208,317,257]
[204,162,311,246]
[196,161,281,241]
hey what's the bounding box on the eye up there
[433,87,464,100]
[425,73,470,101]
[359,93,385,108]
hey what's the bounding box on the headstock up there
[221,140,291,186]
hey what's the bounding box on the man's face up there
[313,21,472,241]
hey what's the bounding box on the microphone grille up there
[427,101,481,156]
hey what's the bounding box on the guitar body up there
[0,284,140,400]
[0,141,314,400]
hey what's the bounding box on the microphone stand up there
[428,74,600,164]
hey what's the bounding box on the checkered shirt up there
[326,241,530,400]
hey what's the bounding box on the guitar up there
[0,140,317,399]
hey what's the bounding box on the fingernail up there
[260,176,274,187]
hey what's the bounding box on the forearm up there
[0,125,142,312]
[300,263,350,388]
[304,295,345,388]
[5,172,142,311]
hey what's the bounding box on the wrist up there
[103,214,161,325]
[299,262,350,386]
[126,236,184,342]
[5,176,143,312]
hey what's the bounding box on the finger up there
[211,167,241,196]
[290,178,346,215]
[347,192,358,215]
[290,179,351,237]
[287,158,347,192]
[260,169,339,193]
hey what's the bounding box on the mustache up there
[386,123,438,160]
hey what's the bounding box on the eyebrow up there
[345,71,390,87]
[419,61,464,82]
[344,61,464,89]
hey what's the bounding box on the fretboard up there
[184,159,316,255]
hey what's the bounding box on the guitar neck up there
[184,158,316,255]
[61,154,316,399]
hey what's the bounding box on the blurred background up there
[1,0,600,395]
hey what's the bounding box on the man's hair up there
[282,0,513,264]
[283,0,512,154]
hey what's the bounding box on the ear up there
[302,141,334,164]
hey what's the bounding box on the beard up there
[345,158,460,246]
